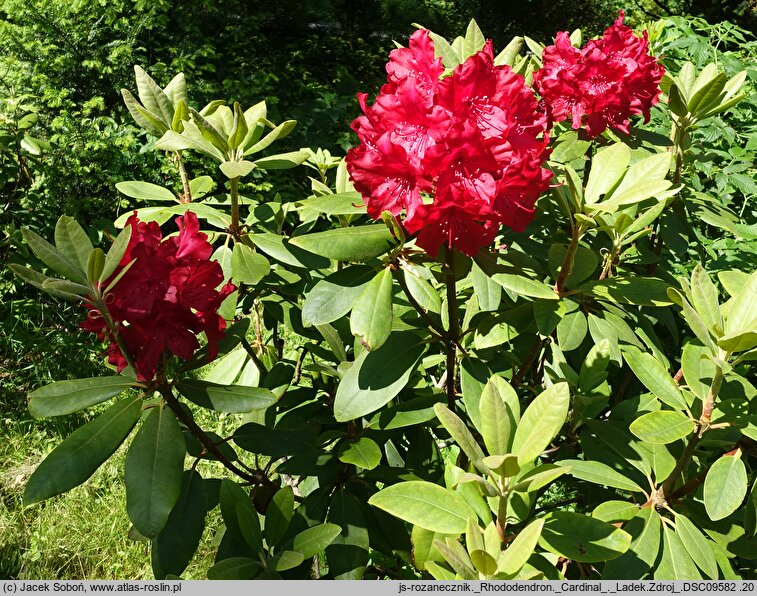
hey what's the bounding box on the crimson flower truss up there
[82,211,235,382]
[533,11,665,137]
[346,30,553,258]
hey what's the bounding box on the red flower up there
[346,29,552,257]
[534,11,665,137]
[82,211,235,381]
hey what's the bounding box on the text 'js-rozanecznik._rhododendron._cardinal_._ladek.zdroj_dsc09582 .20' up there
[345,11,664,258]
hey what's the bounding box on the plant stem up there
[659,363,723,499]
[175,151,191,203]
[445,248,459,411]
[229,176,241,239]
[160,385,274,487]
[511,336,543,389]
[554,224,583,295]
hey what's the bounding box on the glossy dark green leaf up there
[539,511,631,563]
[220,479,263,555]
[115,181,176,202]
[433,403,486,472]
[100,226,133,282]
[350,268,393,351]
[289,523,342,558]
[297,191,366,215]
[176,380,277,414]
[28,376,138,418]
[491,272,558,300]
[55,215,94,271]
[622,346,687,410]
[151,470,207,579]
[369,481,474,534]
[559,459,644,493]
[557,310,588,351]
[578,339,611,393]
[231,243,270,285]
[338,437,382,470]
[22,226,87,283]
[249,232,329,269]
[24,396,141,505]
[581,276,673,307]
[333,332,426,422]
[655,525,701,580]
[125,405,186,538]
[403,268,441,314]
[327,489,370,579]
[288,224,397,262]
[704,453,748,521]
[233,423,319,458]
[548,243,598,287]
[265,486,294,549]
[602,508,661,579]
[512,382,570,464]
[302,266,374,325]
[207,558,263,580]
[676,514,718,578]
[629,410,695,445]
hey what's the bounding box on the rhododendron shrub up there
[533,11,665,136]
[81,211,235,382]
[12,16,755,582]
[346,30,552,257]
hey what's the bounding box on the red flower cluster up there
[346,30,552,257]
[82,211,235,382]
[533,11,665,137]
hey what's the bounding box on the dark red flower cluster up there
[82,211,235,382]
[346,30,552,257]
[533,11,665,137]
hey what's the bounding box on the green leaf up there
[539,511,631,563]
[655,525,701,580]
[578,339,611,393]
[581,276,673,306]
[22,227,87,284]
[151,470,207,579]
[134,65,173,125]
[704,453,748,521]
[471,260,501,312]
[592,502,640,523]
[369,481,475,534]
[115,181,176,202]
[602,508,661,580]
[121,88,166,136]
[87,248,105,284]
[316,323,348,363]
[725,271,757,340]
[220,479,263,554]
[491,272,558,300]
[675,514,718,579]
[403,269,441,314]
[265,486,294,548]
[584,143,631,205]
[231,243,270,285]
[670,289,716,351]
[350,268,393,351]
[463,19,486,58]
[288,224,397,262]
[176,380,277,414]
[207,558,263,580]
[479,376,519,456]
[548,244,598,288]
[269,550,305,572]
[629,411,695,445]
[557,310,587,351]
[290,523,342,558]
[302,266,375,326]
[494,36,524,67]
[433,403,486,472]
[219,160,255,179]
[250,232,329,270]
[244,120,297,156]
[333,332,426,421]
[622,346,687,410]
[28,376,137,418]
[498,518,544,575]
[55,216,94,271]
[252,150,308,170]
[125,405,186,538]
[326,489,370,580]
[559,459,644,493]
[297,191,366,216]
[338,437,382,470]
[533,299,566,336]
[511,382,570,465]
[23,396,141,505]
[100,226,133,282]
[690,264,723,335]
